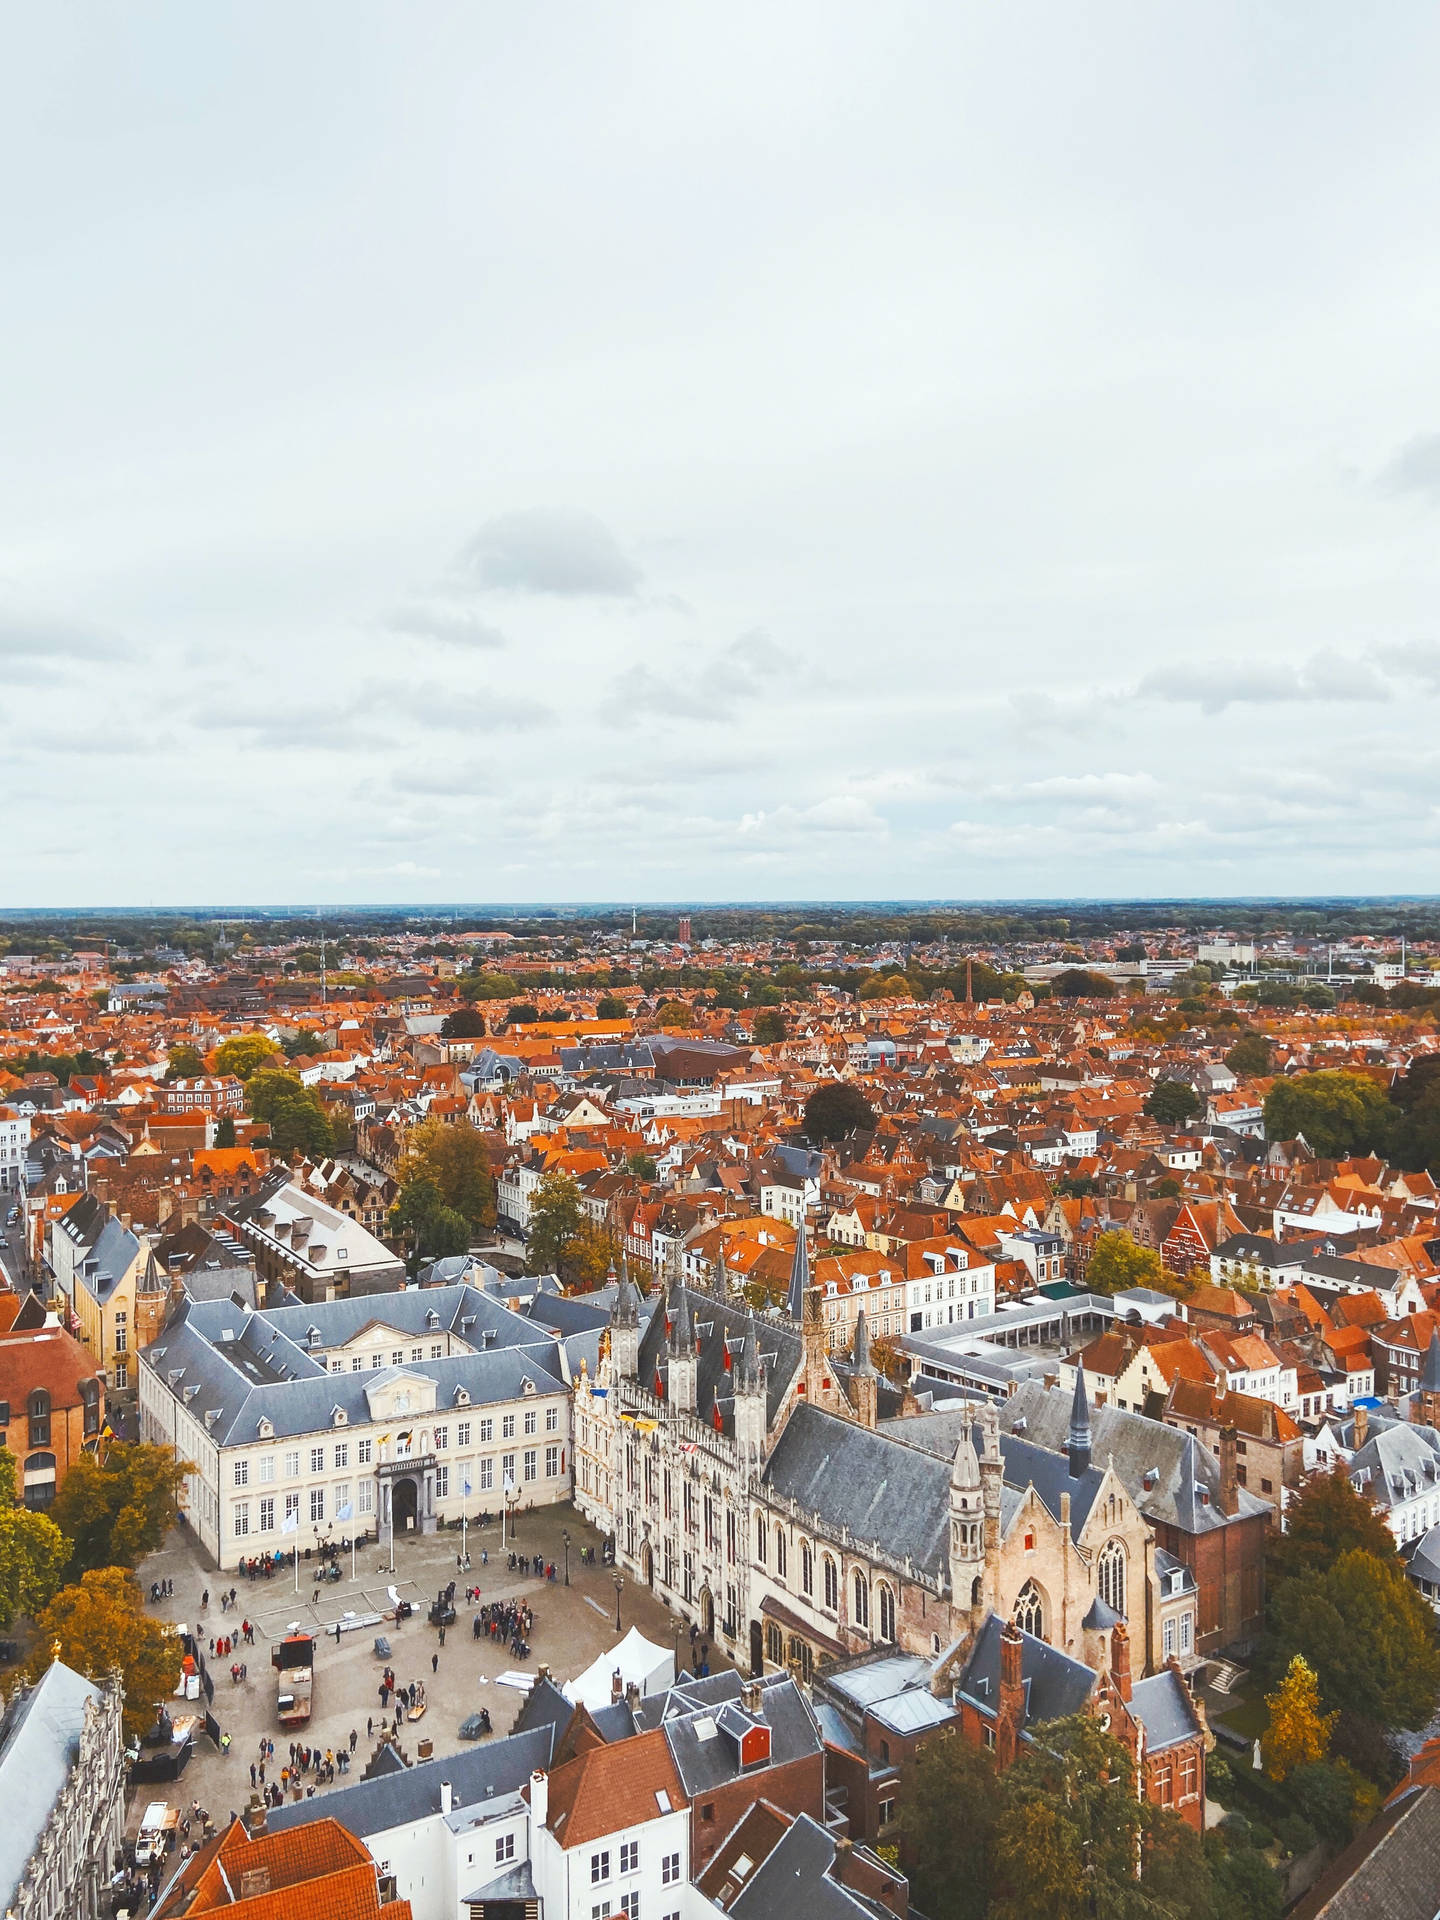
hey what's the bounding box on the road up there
[0,1189,29,1294]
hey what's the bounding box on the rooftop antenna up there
[632,906,637,935]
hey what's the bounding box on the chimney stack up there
[1218,1425,1239,1517]
[611,1666,623,1703]
[1110,1622,1132,1703]
[1353,1403,1369,1447]
[440,1780,453,1814]
[529,1769,548,1829]
[996,1621,1025,1769]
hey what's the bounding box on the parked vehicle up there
[135,1803,179,1867]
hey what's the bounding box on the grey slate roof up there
[1350,1421,1440,1515]
[265,1725,554,1841]
[637,1285,802,1430]
[955,1615,1095,1733]
[761,1404,953,1580]
[1129,1669,1201,1752]
[996,1377,1270,1532]
[659,1674,821,1799]
[728,1811,896,1920]
[1289,1783,1440,1920]
[0,1661,104,1913]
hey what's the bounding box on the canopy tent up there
[565,1627,675,1710]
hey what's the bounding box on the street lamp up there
[562,1529,570,1587]
[613,1572,624,1632]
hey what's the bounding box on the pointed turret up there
[668,1280,694,1355]
[1068,1361,1092,1479]
[786,1229,811,1322]
[667,1278,697,1413]
[949,1409,984,1618]
[733,1309,767,1460]
[850,1309,878,1430]
[712,1243,730,1301]
[610,1254,640,1380]
[853,1308,875,1377]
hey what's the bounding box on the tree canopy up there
[1268,1466,1398,1586]
[34,1567,178,1739]
[1050,968,1118,999]
[49,1443,190,1576]
[1145,1078,1200,1126]
[653,998,694,1028]
[595,995,628,1020]
[246,1069,335,1157]
[213,1032,283,1080]
[1269,1547,1440,1734]
[526,1170,585,1276]
[1263,1655,1335,1780]
[399,1117,495,1233]
[1084,1230,1164,1296]
[1225,1033,1272,1076]
[440,1005,489,1039]
[752,1008,788,1044]
[0,1448,69,1629]
[1262,1070,1394,1159]
[162,1042,205,1081]
[803,1081,875,1143]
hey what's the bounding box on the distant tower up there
[678,915,692,947]
[1068,1362,1093,1478]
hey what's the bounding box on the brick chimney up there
[1218,1425,1239,1517]
[1353,1403,1369,1448]
[996,1620,1025,1769]
[1110,1622,1132,1703]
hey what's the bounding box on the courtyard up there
[127,1499,729,1842]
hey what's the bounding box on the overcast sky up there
[4,3,1440,908]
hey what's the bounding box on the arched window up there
[1098,1539,1127,1618]
[775,1530,787,1580]
[1013,1579,1044,1639]
[765,1622,784,1666]
[801,1541,814,1595]
[823,1555,838,1611]
[755,1514,767,1563]
[853,1570,869,1628]
[878,1582,896,1642]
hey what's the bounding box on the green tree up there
[653,999,693,1028]
[858,972,912,1001]
[527,1171,585,1276]
[246,1069,335,1156]
[752,1009,788,1044]
[1269,1548,1440,1734]
[902,1730,1003,1920]
[398,1117,495,1232]
[1145,1078,1200,1126]
[596,996,628,1020]
[1050,968,1118,999]
[213,1032,283,1080]
[506,1003,543,1025]
[49,1443,191,1575]
[1225,1033,1272,1076]
[440,1006,489,1039]
[213,1113,237,1148]
[1084,1230,1164,1295]
[1269,1466,1398,1585]
[162,1043,205,1081]
[457,971,521,1002]
[1262,1071,1395,1158]
[0,1448,69,1628]
[390,1175,471,1276]
[281,1028,326,1059]
[33,1567,178,1739]
[625,1152,658,1180]
[804,1081,876,1143]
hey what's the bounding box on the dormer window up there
[257,1418,274,1440]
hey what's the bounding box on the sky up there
[3,3,1440,908]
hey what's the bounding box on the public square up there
[127,1499,729,1840]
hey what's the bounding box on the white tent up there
[565,1627,675,1710]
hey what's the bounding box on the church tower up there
[1068,1361,1093,1478]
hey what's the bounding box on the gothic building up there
[577,1240,1200,1685]
[0,1658,126,1920]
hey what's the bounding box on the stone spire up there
[667,1276,697,1413]
[611,1254,640,1380]
[1068,1361,1092,1479]
[733,1308,767,1460]
[850,1308,878,1430]
[786,1228,811,1322]
[852,1308,875,1377]
[712,1242,730,1301]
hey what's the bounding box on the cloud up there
[604,629,791,722]
[1376,641,1440,690]
[738,795,887,839]
[383,603,506,649]
[1378,433,1440,500]
[0,612,129,669]
[1137,651,1392,714]
[457,508,641,597]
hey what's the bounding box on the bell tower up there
[949,1411,986,1622]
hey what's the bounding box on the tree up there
[0,1448,69,1628]
[390,1176,470,1275]
[440,1006,489,1039]
[566,1220,619,1291]
[1269,1466,1399,1585]
[1050,968,1117,999]
[625,1152,658,1180]
[281,1028,327,1059]
[902,1730,1003,1920]
[752,1009,788,1044]
[506,1003,543,1025]
[1084,1230,1164,1296]
[213,1114,237,1148]
[596,996,628,1020]
[457,971,521,1002]
[213,1032,283,1080]
[1269,1548,1440,1734]
[1262,1071,1395,1159]
[398,1118,495,1233]
[246,1070,335,1157]
[1225,1033,1272,1076]
[858,972,912,1001]
[804,1082,875,1143]
[49,1443,191,1575]
[1145,1078,1199,1126]
[527,1171,585,1276]
[1263,1655,1335,1779]
[162,1043,204,1081]
[33,1566,178,1739]
[653,999,693,1028]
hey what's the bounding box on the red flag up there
[712,1400,724,1432]
[723,1344,733,1372]
[655,1368,665,1399]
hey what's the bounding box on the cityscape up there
[6,7,1440,1920]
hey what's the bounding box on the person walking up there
[431,1651,439,1674]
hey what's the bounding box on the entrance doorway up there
[392,1476,419,1533]
[749,1620,763,1676]
[700,1587,714,1639]
[641,1542,654,1588]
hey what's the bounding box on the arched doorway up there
[392,1476,419,1533]
[699,1587,715,1639]
[641,1541,654,1588]
[749,1620,763,1675]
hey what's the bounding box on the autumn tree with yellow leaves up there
[1263,1654,1336,1780]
